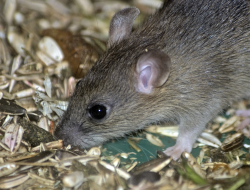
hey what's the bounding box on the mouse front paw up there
[236,110,250,137]
[163,140,193,160]
[236,110,250,117]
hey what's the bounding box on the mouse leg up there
[164,119,206,160]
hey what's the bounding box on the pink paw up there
[236,110,250,117]
[164,142,192,161]
[238,118,250,131]
[236,110,250,131]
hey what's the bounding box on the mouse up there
[54,0,250,160]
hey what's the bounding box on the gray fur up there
[54,0,250,160]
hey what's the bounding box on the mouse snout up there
[54,117,104,149]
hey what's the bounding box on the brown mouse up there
[54,0,250,160]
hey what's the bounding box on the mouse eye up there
[89,104,107,120]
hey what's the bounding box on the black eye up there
[89,105,107,120]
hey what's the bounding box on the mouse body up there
[54,0,250,160]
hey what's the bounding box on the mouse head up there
[54,8,171,149]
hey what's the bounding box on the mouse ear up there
[108,7,140,48]
[135,50,171,94]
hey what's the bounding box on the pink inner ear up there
[136,50,171,94]
[139,66,152,92]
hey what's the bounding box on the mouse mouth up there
[53,124,103,149]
